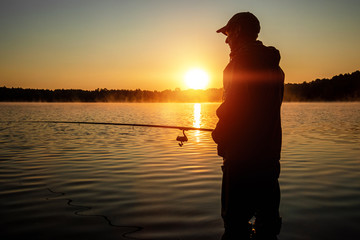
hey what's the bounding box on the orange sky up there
[1,0,359,90]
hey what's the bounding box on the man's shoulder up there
[233,43,281,69]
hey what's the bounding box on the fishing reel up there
[176,129,188,147]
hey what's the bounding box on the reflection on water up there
[193,103,202,142]
[193,103,201,128]
[0,102,360,240]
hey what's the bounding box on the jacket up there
[212,40,284,175]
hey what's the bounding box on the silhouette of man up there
[212,12,284,240]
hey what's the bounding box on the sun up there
[184,68,210,90]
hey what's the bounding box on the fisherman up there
[212,12,284,240]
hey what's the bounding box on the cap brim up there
[216,26,227,35]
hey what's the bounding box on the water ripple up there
[1,102,360,240]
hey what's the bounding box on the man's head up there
[217,12,260,50]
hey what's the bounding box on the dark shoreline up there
[1,70,359,102]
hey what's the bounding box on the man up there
[212,12,284,240]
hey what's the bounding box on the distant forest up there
[1,70,359,102]
[284,70,360,101]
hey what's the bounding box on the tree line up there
[284,70,360,101]
[1,70,359,102]
[0,87,223,102]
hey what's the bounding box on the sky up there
[1,0,359,90]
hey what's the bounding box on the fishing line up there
[46,188,143,240]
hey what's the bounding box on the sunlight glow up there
[184,69,209,90]
[193,103,201,128]
[193,103,201,142]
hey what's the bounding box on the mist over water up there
[1,102,359,240]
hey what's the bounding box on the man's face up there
[225,29,239,51]
[225,31,236,50]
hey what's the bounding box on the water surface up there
[1,102,359,239]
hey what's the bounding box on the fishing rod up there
[23,120,214,147]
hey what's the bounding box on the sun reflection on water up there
[193,103,201,142]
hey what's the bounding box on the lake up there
[1,102,359,240]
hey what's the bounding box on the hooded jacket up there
[212,40,284,176]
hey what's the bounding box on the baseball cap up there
[216,12,260,36]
